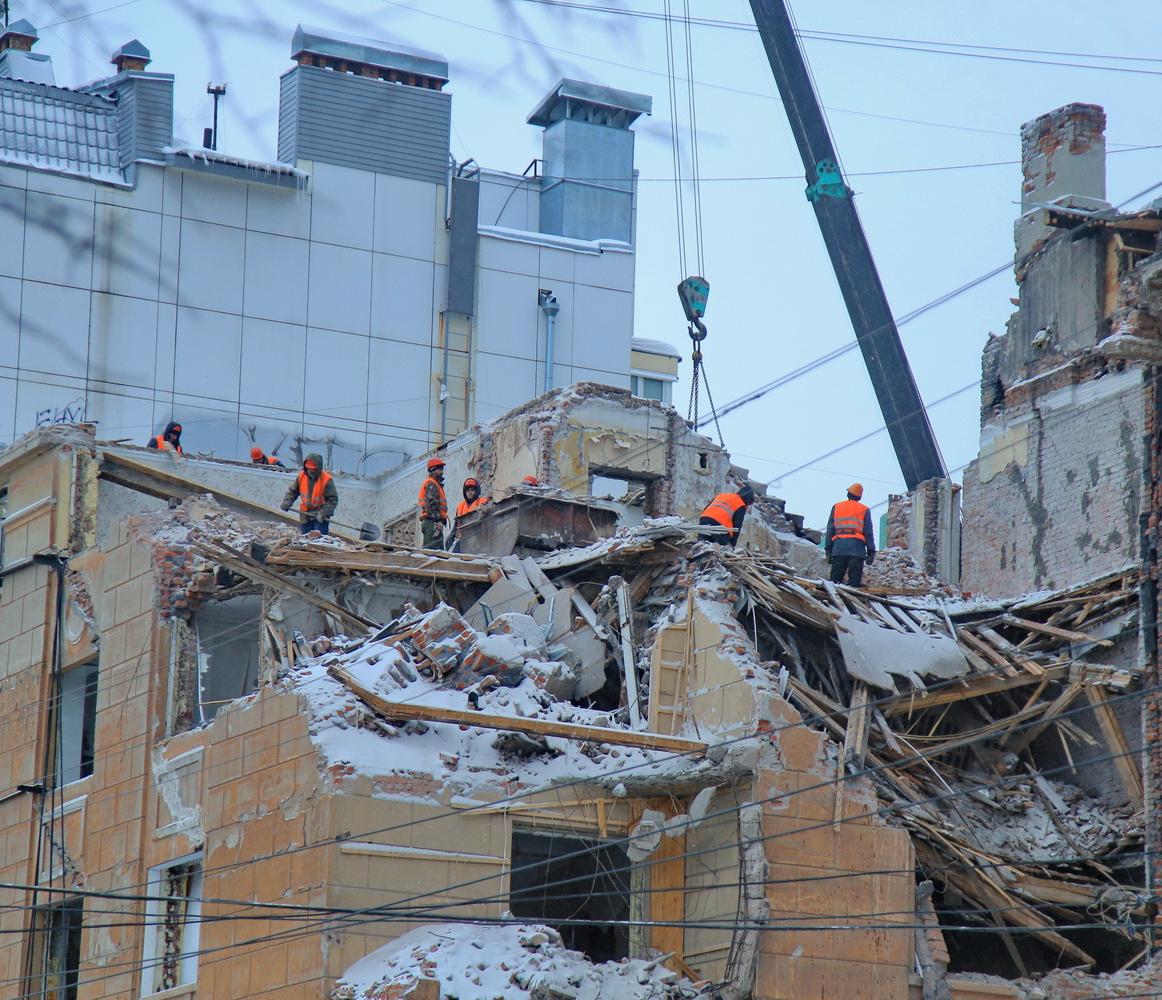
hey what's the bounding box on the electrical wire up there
[507,0,1162,77]
[3,676,1154,991]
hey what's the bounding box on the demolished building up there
[1,104,1160,1000]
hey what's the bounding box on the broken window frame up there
[141,853,203,995]
[28,896,84,1000]
[508,828,631,964]
[193,595,262,725]
[629,373,671,404]
[49,657,99,789]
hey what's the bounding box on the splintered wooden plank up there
[1085,685,1144,808]
[975,625,1046,678]
[834,680,870,828]
[958,628,1020,677]
[881,664,1069,716]
[329,665,708,756]
[1004,681,1084,753]
[1001,614,1114,648]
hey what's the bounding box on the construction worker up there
[418,458,448,550]
[250,446,284,468]
[825,483,876,587]
[146,421,183,455]
[455,478,490,521]
[699,484,755,547]
[280,454,338,535]
[519,475,540,487]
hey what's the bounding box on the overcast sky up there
[23,0,1162,526]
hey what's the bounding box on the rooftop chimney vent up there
[111,39,151,73]
[528,78,651,244]
[0,18,54,84]
[290,24,448,89]
[0,18,38,52]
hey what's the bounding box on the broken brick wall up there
[961,365,1145,597]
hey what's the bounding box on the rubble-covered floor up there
[130,495,1153,993]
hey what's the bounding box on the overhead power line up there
[508,0,1162,76]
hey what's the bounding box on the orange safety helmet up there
[464,477,480,489]
[521,475,539,486]
[304,459,319,470]
[847,482,864,499]
[427,457,446,471]
[250,446,264,460]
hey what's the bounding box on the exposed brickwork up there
[961,368,1145,597]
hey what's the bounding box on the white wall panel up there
[373,174,438,260]
[173,306,242,403]
[304,326,369,425]
[476,269,539,360]
[370,253,434,345]
[22,191,93,288]
[0,184,26,279]
[88,293,157,390]
[367,339,431,437]
[92,204,162,300]
[19,281,90,377]
[177,220,245,314]
[572,284,632,371]
[181,171,247,227]
[245,232,308,324]
[311,162,375,250]
[240,318,306,412]
[307,243,372,335]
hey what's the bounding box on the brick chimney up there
[1014,102,1109,260]
[0,18,55,84]
[111,39,151,73]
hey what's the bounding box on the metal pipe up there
[538,290,559,394]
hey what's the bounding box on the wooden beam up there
[882,664,1068,716]
[1085,685,1143,808]
[1004,681,1084,753]
[99,450,362,542]
[329,664,708,756]
[1002,615,1114,647]
[192,540,374,634]
[266,544,496,583]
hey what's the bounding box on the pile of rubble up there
[333,923,710,1000]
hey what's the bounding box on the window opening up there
[509,830,629,963]
[193,595,261,723]
[142,856,203,994]
[30,897,83,1000]
[52,659,98,787]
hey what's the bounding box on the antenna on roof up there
[204,81,227,151]
[1,1,9,31]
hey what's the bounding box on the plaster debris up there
[333,923,709,1000]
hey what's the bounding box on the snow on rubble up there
[283,601,699,798]
[333,922,709,1000]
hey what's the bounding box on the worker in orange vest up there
[698,484,755,546]
[455,478,490,521]
[418,458,448,549]
[146,421,183,455]
[825,483,876,586]
[451,477,490,549]
[280,453,338,535]
[250,446,284,467]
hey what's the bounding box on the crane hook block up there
[805,159,847,202]
[677,275,710,322]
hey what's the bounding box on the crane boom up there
[747,0,946,489]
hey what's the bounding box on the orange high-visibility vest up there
[418,476,448,522]
[455,496,489,518]
[832,499,868,542]
[296,470,333,513]
[154,435,183,455]
[264,455,281,466]
[701,493,745,537]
